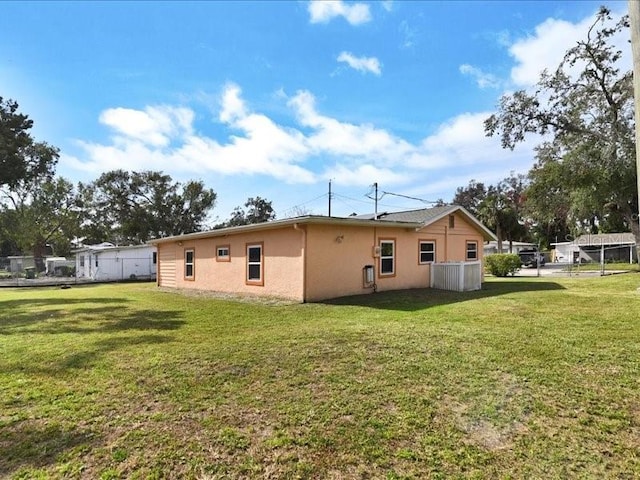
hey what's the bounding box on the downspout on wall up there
[444,226,449,261]
[294,223,307,302]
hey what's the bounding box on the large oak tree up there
[485,8,637,257]
[219,196,276,228]
[0,98,75,257]
[79,170,217,244]
[0,97,58,189]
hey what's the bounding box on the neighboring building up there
[74,243,157,281]
[550,241,580,263]
[483,240,536,256]
[150,205,496,302]
[7,255,74,276]
[7,255,35,273]
[45,257,75,276]
[553,233,637,264]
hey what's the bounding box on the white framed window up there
[466,241,478,260]
[80,256,85,267]
[216,245,230,262]
[379,239,395,276]
[152,252,157,265]
[185,249,195,279]
[419,241,435,264]
[246,243,263,285]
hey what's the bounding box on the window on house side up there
[217,245,230,262]
[152,252,157,264]
[466,241,478,260]
[185,249,195,279]
[419,241,435,264]
[380,239,395,276]
[449,214,455,228]
[247,244,263,284]
[80,256,85,267]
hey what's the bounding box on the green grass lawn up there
[2,276,640,479]
[563,262,639,272]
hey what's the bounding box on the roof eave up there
[149,216,423,245]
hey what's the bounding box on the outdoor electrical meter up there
[363,265,374,287]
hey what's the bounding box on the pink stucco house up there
[150,205,496,302]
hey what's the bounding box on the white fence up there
[430,261,482,292]
[0,255,156,287]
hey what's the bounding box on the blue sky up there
[0,0,629,223]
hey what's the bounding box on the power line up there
[332,195,367,213]
[277,193,328,217]
[379,190,441,204]
[277,185,444,219]
[333,193,375,205]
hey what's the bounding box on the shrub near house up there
[485,253,521,277]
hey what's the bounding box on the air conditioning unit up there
[372,245,381,257]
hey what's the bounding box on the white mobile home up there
[74,243,157,281]
[551,233,636,263]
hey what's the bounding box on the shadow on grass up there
[31,333,176,374]
[0,297,130,331]
[35,308,185,335]
[0,298,184,335]
[323,279,566,311]
[0,419,96,477]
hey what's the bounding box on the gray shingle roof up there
[151,205,497,244]
[354,204,495,241]
[374,205,458,223]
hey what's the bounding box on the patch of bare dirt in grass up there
[445,399,517,451]
[441,373,531,452]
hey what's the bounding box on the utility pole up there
[374,182,378,220]
[328,180,332,217]
[628,0,640,260]
[365,182,382,219]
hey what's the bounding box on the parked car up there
[518,249,545,267]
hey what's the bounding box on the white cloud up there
[402,166,530,198]
[65,84,315,184]
[63,84,535,194]
[337,51,382,76]
[308,0,371,25]
[459,64,500,89]
[509,17,589,87]
[219,83,247,123]
[508,9,630,88]
[287,91,533,180]
[99,106,194,147]
[409,112,536,171]
[324,164,409,187]
[288,90,413,164]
